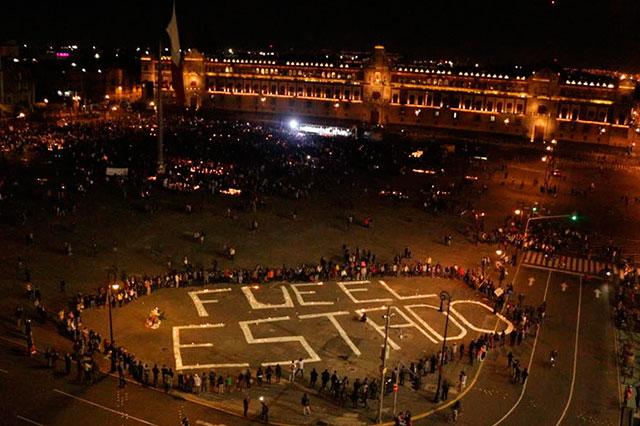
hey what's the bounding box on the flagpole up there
[156,40,165,175]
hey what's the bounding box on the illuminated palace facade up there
[141,46,639,146]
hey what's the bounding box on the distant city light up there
[288,119,299,130]
[94,53,100,59]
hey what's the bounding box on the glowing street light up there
[288,119,299,130]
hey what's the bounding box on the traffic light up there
[570,213,578,221]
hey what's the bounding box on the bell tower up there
[363,45,392,125]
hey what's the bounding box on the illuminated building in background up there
[141,46,639,147]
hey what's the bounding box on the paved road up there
[0,339,259,426]
[441,265,620,426]
[0,265,621,426]
[493,267,619,426]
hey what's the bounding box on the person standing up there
[243,396,250,417]
[289,360,296,382]
[301,392,311,416]
[452,400,461,422]
[296,358,304,379]
[458,371,467,392]
[152,364,159,387]
[309,368,318,388]
[521,367,529,385]
[441,379,450,400]
[275,364,282,383]
[260,400,269,423]
[118,362,126,388]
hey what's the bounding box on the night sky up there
[2,0,639,70]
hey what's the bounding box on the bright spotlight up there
[289,119,299,130]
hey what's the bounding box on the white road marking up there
[561,282,568,292]
[336,281,392,304]
[0,367,8,374]
[594,288,602,299]
[528,277,535,286]
[53,389,159,425]
[492,270,553,426]
[449,300,515,335]
[239,316,321,366]
[173,323,250,370]
[16,415,45,425]
[521,263,587,277]
[555,276,582,426]
[195,421,227,426]
[298,311,361,356]
[241,285,294,309]
[404,304,467,341]
[378,280,435,300]
[290,282,334,306]
[188,288,232,317]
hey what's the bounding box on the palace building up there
[141,46,639,147]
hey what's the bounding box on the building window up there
[392,93,399,104]
[496,102,503,113]
[598,111,606,122]
[418,95,424,105]
[560,107,568,119]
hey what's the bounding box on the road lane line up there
[53,389,159,425]
[555,276,582,426]
[492,270,552,426]
[16,415,45,425]
[521,263,599,278]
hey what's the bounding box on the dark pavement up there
[0,336,259,426]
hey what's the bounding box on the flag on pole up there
[166,1,181,66]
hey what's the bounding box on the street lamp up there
[434,291,452,403]
[377,306,395,423]
[108,282,120,345]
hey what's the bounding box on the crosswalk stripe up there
[521,251,613,276]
